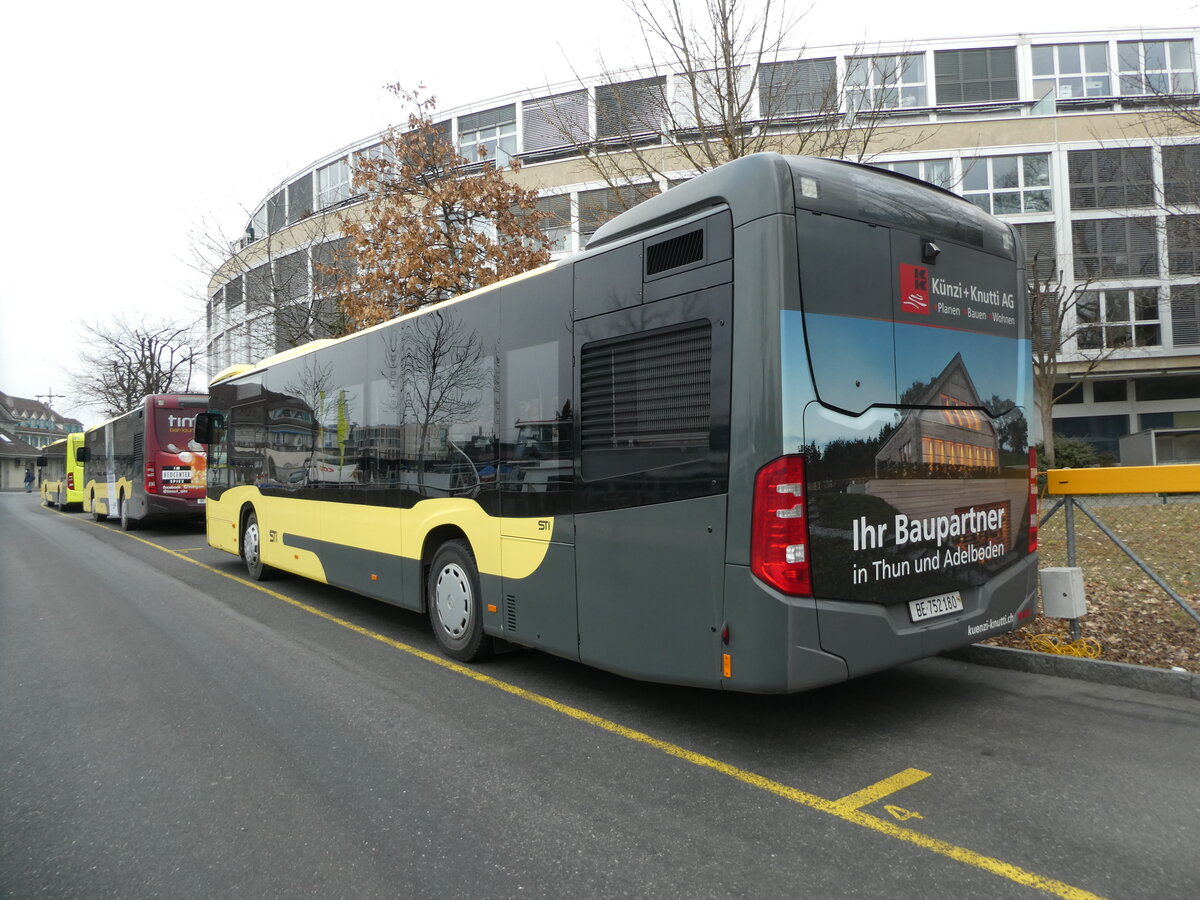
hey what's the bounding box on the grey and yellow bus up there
[82,394,208,530]
[194,153,1037,693]
[38,431,86,509]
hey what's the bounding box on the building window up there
[962,154,1051,214]
[246,264,271,311]
[287,174,313,225]
[250,206,267,242]
[1032,43,1111,100]
[877,158,952,189]
[1163,145,1200,207]
[1072,217,1158,278]
[275,253,309,304]
[757,58,837,117]
[458,105,517,166]
[522,90,588,153]
[1068,148,1153,209]
[596,76,667,139]
[1013,222,1059,283]
[1077,288,1161,349]
[536,194,572,252]
[578,184,659,245]
[1118,40,1196,95]
[1167,215,1200,275]
[267,189,286,234]
[846,53,927,111]
[1172,284,1200,346]
[224,275,243,310]
[316,158,350,209]
[933,47,1018,105]
[1092,380,1128,403]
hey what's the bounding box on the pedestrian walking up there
[24,466,35,492]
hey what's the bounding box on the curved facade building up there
[209,26,1200,459]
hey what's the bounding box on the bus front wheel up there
[241,510,274,581]
[427,540,490,663]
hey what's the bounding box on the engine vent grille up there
[645,229,703,276]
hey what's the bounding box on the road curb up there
[944,644,1200,701]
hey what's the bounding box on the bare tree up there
[1029,255,1110,468]
[190,206,351,367]
[554,0,927,214]
[71,315,204,417]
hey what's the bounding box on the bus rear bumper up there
[142,493,206,523]
[722,553,1038,693]
[814,553,1039,682]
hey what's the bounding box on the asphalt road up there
[2,491,1198,899]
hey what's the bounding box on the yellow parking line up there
[72,513,1105,900]
[833,768,930,813]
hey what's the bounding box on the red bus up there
[81,394,208,530]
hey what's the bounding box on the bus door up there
[498,273,578,659]
[570,223,734,686]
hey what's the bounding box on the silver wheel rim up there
[434,562,471,639]
[120,499,127,528]
[245,521,260,569]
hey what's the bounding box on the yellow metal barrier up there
[1045,464,1200,495]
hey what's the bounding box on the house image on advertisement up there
[876,353,1001,472]
[869,354,1020,552]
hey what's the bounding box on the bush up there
[1037,435,1099,470]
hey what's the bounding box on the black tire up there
[427,540,490,662]
[241,510,274,581]
[120,496,138,532]
[91,492,106,522]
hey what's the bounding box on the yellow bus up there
[37,431,86,509]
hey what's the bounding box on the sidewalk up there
[945,643,1200,700]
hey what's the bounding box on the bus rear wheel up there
[242,510,274,581]
[120,496,138,531]
[427,540,490,662]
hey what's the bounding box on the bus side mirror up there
[76,447,91,462]
[36,456,47,467]
[194,412,224,445]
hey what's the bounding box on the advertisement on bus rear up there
[155,409,206,495]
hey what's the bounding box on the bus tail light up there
[67,472,75,491]
[1028,448,1038,553]
[751,456,812,597]
[145,463,158,494]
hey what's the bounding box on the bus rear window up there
[156,409,200,452]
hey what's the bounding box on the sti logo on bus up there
[899,264,930,315]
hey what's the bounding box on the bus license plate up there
[908,591,963,623]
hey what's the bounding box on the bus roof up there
[588,153,1015,259]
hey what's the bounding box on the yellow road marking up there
[833,767,930,813]
[57,507,1106,900]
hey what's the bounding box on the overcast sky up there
[1,0,1193,426]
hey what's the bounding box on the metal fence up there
[1038,466,1200,656]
